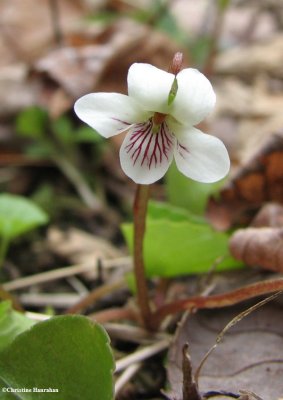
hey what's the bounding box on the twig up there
[65,279,125,314]
[90,307,139,324]
[66,276,89,295]
[3,257,131,291]
[115,339,169,373]
[19,293,84,308]
[115,363,142,395]
[104,323,169,344]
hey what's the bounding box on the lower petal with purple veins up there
[174,126,230,183]
[120,120,175,184]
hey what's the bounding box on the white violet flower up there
[74,62,230,184]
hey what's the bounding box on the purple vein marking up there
[177,142,190,160]
[126,120,175,169]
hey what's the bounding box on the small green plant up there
[0,193,49,268]
[74,53,231,329]
[0,304,114,400]
[16,107,104,211]
[122,201,242,278]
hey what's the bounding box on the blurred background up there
[0,0,283,305]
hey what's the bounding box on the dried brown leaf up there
[35,19,186,101]
[0,0,87,67]
[47,227,123,279]
[215,34,283,78]
[229,227,283,272]
[167,303,283,400]
[206,132,283,230]
[251,203,283,228]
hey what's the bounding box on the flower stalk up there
[133,184,153,330]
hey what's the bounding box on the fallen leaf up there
[172,0,279,45]
[167,303,283,400]
[36,18,185,99]
[206,132,283,230]
[0,0,87,67]
[215,34,283,78]
[215,77,283,119]
[0,64,35,117]
[229,227,283,272]
[47,227,123,279]
[251,203,283,228]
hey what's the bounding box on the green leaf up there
[0,316,114,400]
[51,116,73,144]
[74,126,104,143]
[16,107,48,139]
[122,203,242,277]
[0,194,49,241]
[148,201,204,224]
[166,162,225,215]
[0,302,35,352]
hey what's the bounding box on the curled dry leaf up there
[229,227,283,272]
[251,202,283,228]
[206,131,283,230]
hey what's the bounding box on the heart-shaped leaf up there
[0,316,114,400]
[122,202,242,277]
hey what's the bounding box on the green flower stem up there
[133,184,153,330]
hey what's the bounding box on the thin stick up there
[90,307,139,324]
[65,279,125,314]
[115,363,142,395]
[19,293,83,308]
[115,339,169,373]
[3,257,131,291]
[133,184,153,330]
[152,278,283,329]
[103,323,169,344]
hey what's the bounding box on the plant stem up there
[151,277,283,329]
[133,184,153,330]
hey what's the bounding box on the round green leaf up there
[122,202,243,277]
[0,194,49,240]
[0,316,114,400]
